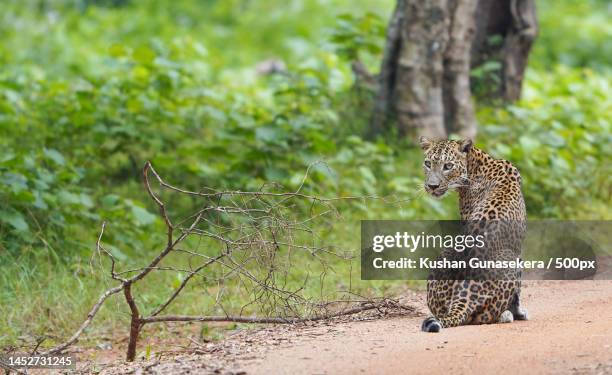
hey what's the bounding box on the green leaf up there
[494,144,512,157]
[519,136,540,153]
[172,273,185,289]
[131,205,156,226]
[359,166,376,184]
[101,194,120,207]
[44,148,66,166]
[109,44,127,57]
[255,126,281,143]
[80,193,94,208]
[58,190,83,205]
[551,155,571,171]
[133,46,156,65]
[0,209,29,231]
[2,172,28,193]
[107,244,128,261]
[264,167,287,181]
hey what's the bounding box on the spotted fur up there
[419,137,529,332]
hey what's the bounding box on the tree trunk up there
[370,0,404,137]
[370,0,537,140]
[393,0,450,139]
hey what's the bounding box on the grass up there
[1,0,610,351]
[0,196,426,349]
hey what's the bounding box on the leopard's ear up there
[419,136,432,151]
[458,138,473,153]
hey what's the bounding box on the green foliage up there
[330,12,386,62]
[0,0,610,349]
[533,0,612,72]
[0,39,401,257]
[478,66,611,218]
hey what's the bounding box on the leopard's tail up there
[421,316,441,332]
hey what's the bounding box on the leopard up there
[418,137,529,333]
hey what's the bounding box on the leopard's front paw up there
[512,308,529,321]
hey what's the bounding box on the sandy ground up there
[91,280,612,375]
[242,281,612,375]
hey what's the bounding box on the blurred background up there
[0,0,610,351]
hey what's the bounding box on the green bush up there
[0,0,610,348]
[532,0,612,72]
[478,66,611,218]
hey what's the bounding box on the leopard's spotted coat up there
[419,137,528,332]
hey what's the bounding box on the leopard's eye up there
[443,163,453,171]
[424,160,431,168]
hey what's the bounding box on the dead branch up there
[39,283,125,356]
[36,161,415,362]
[149,254,226,317]
[144,159,383,203]
[141,298,413,324]
[124,282,141,361]
[93,221,126,283]
[143,161,173,247]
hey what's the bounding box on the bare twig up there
[141,298,412,324]
[39,284,125,356]
[149,254,226,317]
[36,161,415,362]
[93,222,126,283]
[143,161,174,247]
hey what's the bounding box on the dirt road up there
[102,281,612,375]
[243,281,612,375]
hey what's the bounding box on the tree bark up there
[394,0,449,139]
[370,1,404,138]
[443,0,479,138]
[500,0,538,101]
[370,0,537,140]
[472,0,538,101]
[124,282,142,362]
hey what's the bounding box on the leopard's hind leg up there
[498,310,514,323]
[422,280,475,332]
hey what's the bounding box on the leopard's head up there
[419,137,472,198]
